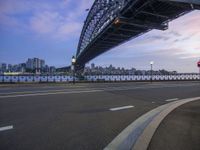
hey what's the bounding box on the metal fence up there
[85,74,200,81]
[0,74,199,83]
[0,75,76,83]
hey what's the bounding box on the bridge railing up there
[0,75,77,83]
[0,74,199,83]
[85,74,200,82]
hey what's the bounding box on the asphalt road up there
[0,81,200,150]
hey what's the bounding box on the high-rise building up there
[44,65,50,73]
[49,66,56,73]
[91,63,95,69]
[8,64,13,72]
[26,58,34,70]
[26,58,45,70]
[12,65,19,72]
[40,59,45,68]
[0,63,7,73]
[18,63,26,73]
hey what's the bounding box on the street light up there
[71,56,76,84]
[197,60,200,81]
[150,61,154,83]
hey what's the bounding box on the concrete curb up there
[104,97,200,150]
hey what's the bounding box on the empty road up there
[0,81,200,150]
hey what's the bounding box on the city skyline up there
[0,58,178,71]
[0,57,56,73]
[0,0,200,73]
[0,59,183,76]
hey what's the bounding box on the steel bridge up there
[75,0,200,70]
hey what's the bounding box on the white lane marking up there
[165,98,179,102]
[0,125,13,132]
[0,89,68,95]
[0,87,88,95]
[0,89,103,99]
[41,85,85,89]
[110,105,134,111]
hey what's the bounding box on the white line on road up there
[165,98,179,102]
[0,88,90,95]
[109,105,134,111]
[0,125,13,132]
[0,89,104,99]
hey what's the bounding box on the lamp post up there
[150,61,154,83]
[47,73,49,83]
[197,60,200,81]
[71,56,76,84]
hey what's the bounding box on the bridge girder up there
[159,0,200,5]
[117,17,168,30]
[158,0,200,10]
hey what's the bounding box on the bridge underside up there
[75,0,200,70]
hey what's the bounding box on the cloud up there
[30,11,60,34]
[0,0,94,40]
[179,55,200,59]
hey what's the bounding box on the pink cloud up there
[0,0,93,40]
[169,11,200,35]
[29,10,83,40]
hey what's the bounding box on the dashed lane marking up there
[0,125,13,132]
[165,98,179,102]
[109,105,134,111]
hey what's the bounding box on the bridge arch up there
[75,0,200,70]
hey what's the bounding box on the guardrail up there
[0,74,199,83]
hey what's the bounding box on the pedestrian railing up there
[0,74,199,83]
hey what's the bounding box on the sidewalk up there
[148,100,200,150]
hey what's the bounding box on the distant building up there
[12,65,19,72]
[26,58,34,70]
[91,63,95,70]
[44,65,50,73]
[26,58,45,73]
[19,63,26,73]
[40,59,45,68]
[49,66,56,73]
[84,63,178,75]
[8,64,13,72]
[0,63,7,73]
[1,58,58,74]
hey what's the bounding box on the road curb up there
[104,97,200,150]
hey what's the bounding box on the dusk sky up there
[0,0,200,73]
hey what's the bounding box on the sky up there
[0,0,200,73]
